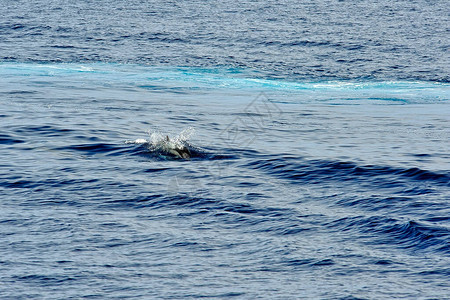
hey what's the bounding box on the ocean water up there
[1,1,449,299]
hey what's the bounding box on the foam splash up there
[126,127,196,159]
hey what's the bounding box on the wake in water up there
[126,128,200,160]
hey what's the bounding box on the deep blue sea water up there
[1,1,449,299]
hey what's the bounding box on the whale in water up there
[165,135,191,159]
[126,131,195,160]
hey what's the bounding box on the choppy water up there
[1,1,450,299]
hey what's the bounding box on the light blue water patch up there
[1,63,448,104]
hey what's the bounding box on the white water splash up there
[126,128,196,159]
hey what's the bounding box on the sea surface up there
[1,1,449,299]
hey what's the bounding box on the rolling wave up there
[244,155,450,187]
[328,216,450,254]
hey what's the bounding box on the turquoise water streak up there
[2,62,448,99]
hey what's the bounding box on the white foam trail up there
[125,138,148,144]
[134,138,148,144]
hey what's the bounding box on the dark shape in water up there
[166,135,191,159]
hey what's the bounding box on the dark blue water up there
[1,1,449,299]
